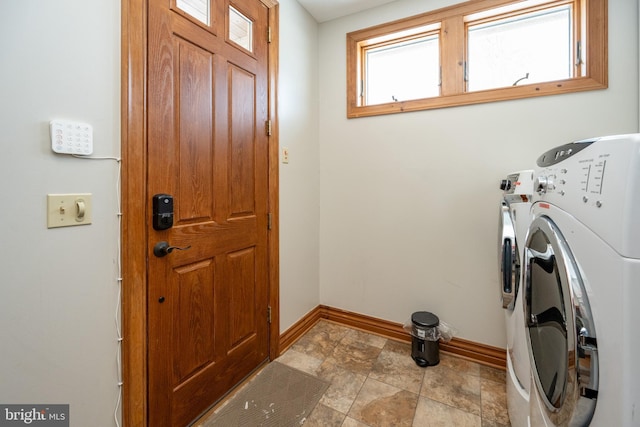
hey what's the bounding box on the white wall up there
[278,0,322,332]
[0,2,320,423]
[0,1,121,425]
[317,0,639,347]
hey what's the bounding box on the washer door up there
[524,215,598,426]
[499,201,519,310]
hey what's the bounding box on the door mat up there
[201,361,329,426]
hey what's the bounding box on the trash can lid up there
[412,311,439,327]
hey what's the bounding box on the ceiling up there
[296,0,402,22]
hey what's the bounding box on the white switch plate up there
[50,120,93,155]
[47,194,92,228]
[282,147,289,164]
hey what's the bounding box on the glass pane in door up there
[229,6,253,52]
[177,0,210,25]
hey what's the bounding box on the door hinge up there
[267,305,272,323]
[266,120,272,136]
[268,27,272,43]
[267,212,272,230]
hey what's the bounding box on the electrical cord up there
[71,154,123,427]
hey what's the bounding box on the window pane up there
[365,35,439,105]
[229,6,253,52]
[177,0,209,25]
[467,6,572,92]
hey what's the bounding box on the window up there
[363,26,440,105]
[346,0,607,118]
[467,4,573,91]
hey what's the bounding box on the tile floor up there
[275,320,511,427]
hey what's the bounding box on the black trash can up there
[411,311,440,367]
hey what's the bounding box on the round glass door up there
[525,223,568,408]
[524,214,598,426]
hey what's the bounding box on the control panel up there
[50,119,93,155]
[535,155,608,203]
[532,134,640,258]
[152,194,174,230]
[501,170,534,202]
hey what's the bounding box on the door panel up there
[147,0,270,425]
[176,39,215,223]
[229,65,257,217]
[228,248,257,346]
[173,259,216,383]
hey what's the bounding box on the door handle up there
[153,241,192,258]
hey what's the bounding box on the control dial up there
[535,175,555,194]
[500,180,512,191]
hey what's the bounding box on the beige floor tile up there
[305,403,346,427]
[348,378,418,427]
[324,339,384,376]
[276,349,322,376]
[480,365,507,383]
[369,340,425,394]
[480,379,510,425]
[438,353,482,376]
[317,360,368,414]
[413,396,482,427]
[421,365,482,416]
[481,419,511,427]
[340,328,388,349]
[342,417,371,427]
[290,320,351,360]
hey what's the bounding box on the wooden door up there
[146,0,270,425]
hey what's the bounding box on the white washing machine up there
[498,170,534,427]
[524,134,640,426]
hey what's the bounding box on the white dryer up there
[498,170,534,427]
[525,134,640,426]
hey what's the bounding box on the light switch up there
[282,147,289,164]
[47,194,92,228]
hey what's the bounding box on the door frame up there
[120,1,280,425]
